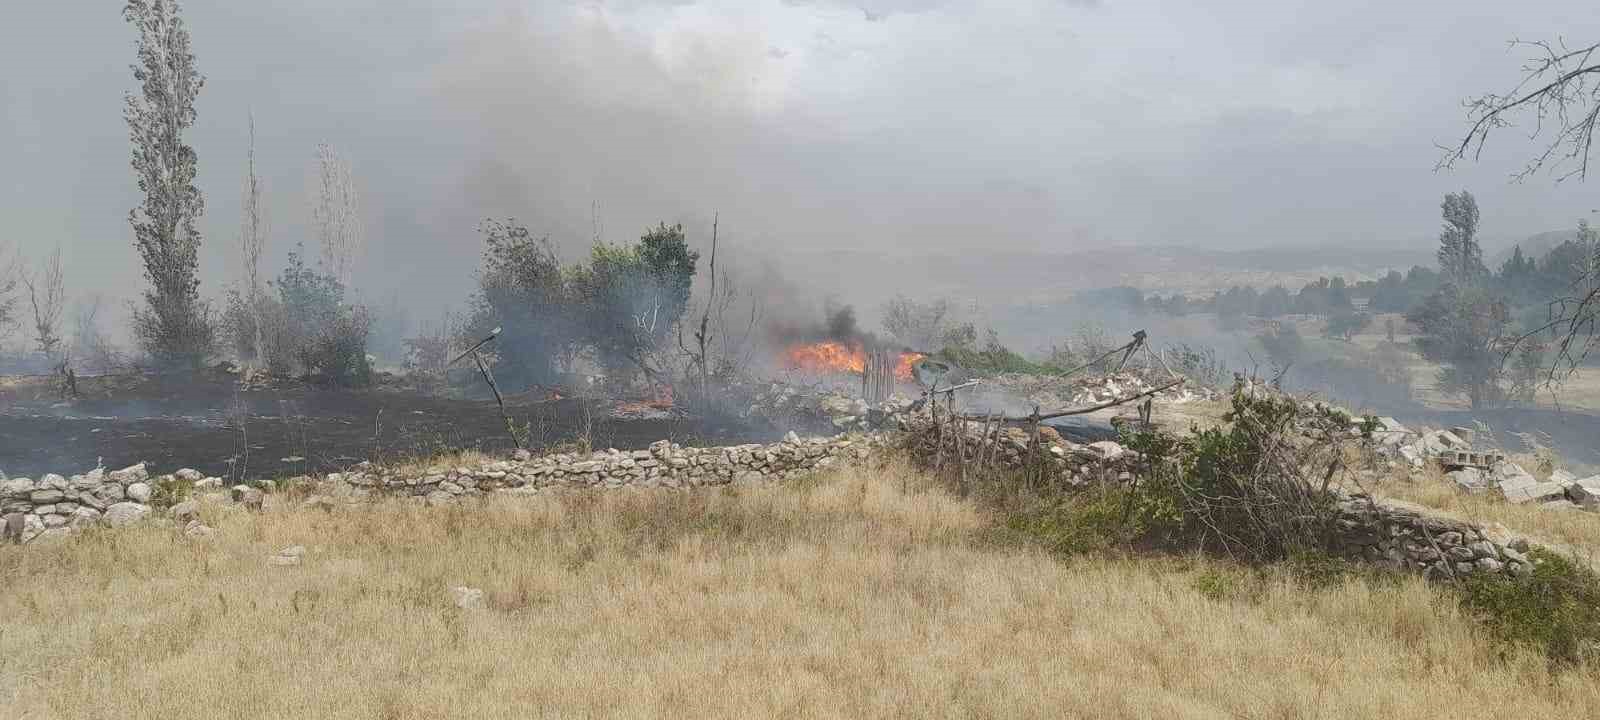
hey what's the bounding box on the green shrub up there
[1001,491,1130,556]
[1458,548,1600,666]
[1120,383,1349,563]
[149,474,193,508]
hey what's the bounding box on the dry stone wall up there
[1,434,881,544]
[1,463,171,545]
[326,434,879,503]
[1331,494,1533,580]
[0,427,1558,586]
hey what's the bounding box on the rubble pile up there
[739,382,918,433]
[1366,418,1600,513]
[1065,371,1216,405]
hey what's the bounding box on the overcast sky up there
[5,0,1600,331]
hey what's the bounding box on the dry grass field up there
[4,461,1600,719]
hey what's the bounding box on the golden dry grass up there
[4,460,1600,719]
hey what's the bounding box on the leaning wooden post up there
[1029,404,1042,490]
[932,383,944,471]
[953,390,969,495]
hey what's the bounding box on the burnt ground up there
[0,373,784,481]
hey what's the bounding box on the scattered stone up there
[174,468,204,483]
[451,586,485,610]
[231,485,265,512]
[183,520,215,539]
[1087,441,1125,461]
[512,448,532,462]
[69,507,101,529]
[1,478,35,498]
[1493,462,1557,504]
[107,463,148,485]
[19,514,44,543]
[103,502,151,527]
[125,482,152,504]
[1567,475,1600,509]
[194,477,223,490]
[1448,467,1489,494]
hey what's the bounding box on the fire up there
[895,352,925,381]
[785,341,865,375]
[784,341,925,382]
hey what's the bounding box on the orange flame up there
[895,352,925,381]
[785,342,924,382]
[786,341,865,375]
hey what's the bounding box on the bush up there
[1458,548,1600,666]
[1121,383,1353,563]
[250,244,372,387]
[1000,490,1141,557]
[937,329,1055,375]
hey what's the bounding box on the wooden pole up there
[1029,404,1041,490]
[471,350,522,450]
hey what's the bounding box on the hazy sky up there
[5,0,1600,330]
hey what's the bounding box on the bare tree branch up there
[22,245,66,357]
[1439,38,1600,183]
[312,142,362,288]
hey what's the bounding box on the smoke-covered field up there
[0,372,781,481]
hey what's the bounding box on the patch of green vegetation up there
[1458,548,1600,666]
[999,491,1131,557]
[149,474,192,508]
[934,345,1061,376]
[1191,565,1260,602]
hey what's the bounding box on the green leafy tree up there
[1368,271,1410,312]
[124,0,213,370]
[1322,311,1371,342]
[465,219,577,388]
[1408,193,1508,408]
[1437,191,1487,287]
[571,223,699,380]
[1257,322,1304,369]
[1406,285,1508,408]
[1257,285,1293,317]
[271,244,371,386]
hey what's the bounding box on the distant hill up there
[766,242,1438,322]
[1487,229,1582,270]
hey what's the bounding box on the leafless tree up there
[882,295,955,351]
[1441,37,1600,379]
[73,294,125,374]
[22,245,66,358]
[240,110,268,367]
[312,142,362,289]
[679,214,763,409]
